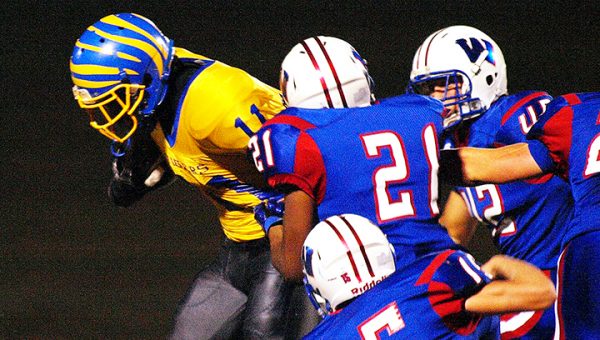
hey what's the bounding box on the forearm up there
[266,190,316,281]
[439,191,478,246]
[459,144,544,184]
[464,255,556,314]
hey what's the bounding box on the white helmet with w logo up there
[280,36,375,109]
[408,25,507,128]
[302,214,395,316]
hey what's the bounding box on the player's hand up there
[107,125,174,207]
[254,194,285,235]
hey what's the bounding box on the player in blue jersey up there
[248,36,460,281]
[449,92,600,339]
[406,25,573,338]
[70,13,318,339]
[300,214,555,339]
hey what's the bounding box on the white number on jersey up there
[518,98,550,134]
[360,126,439,223]
[248,129,275,173]
[361,131,415,222]
[461,184,516,236]
[584,133,600,178]
[357,301,405,339]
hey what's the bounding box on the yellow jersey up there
[151,48,284,242]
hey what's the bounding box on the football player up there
[301,214,555,339]
[447,92,600,339]
[248,36,459,281]
[407,25,572,338]
[69,13,317,339]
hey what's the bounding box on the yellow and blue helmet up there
[70,13,174,142]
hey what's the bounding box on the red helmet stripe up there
[424,29,444,67]
[301,40,334,108]
[340,215,375,277]
[314,37,348,108]
[324,219,362,283]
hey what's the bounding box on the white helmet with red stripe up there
[280,36,375,109]
[408,26,507,128]
[302,214,395,316]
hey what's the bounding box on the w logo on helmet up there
[456,38,496,65]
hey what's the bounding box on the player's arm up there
[464,255,556,314]
[268,189,317,282]
[441,143,544,185]
[439,190,478,246]
[108,130,175,207]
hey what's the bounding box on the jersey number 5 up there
[360,126,439,224]
[357,301,405,339]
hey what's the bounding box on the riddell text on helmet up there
[350,275,388,296]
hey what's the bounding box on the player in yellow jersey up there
[69,13,317,339]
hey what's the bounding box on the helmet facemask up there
[73,83,145,143]
[409,70,484,129]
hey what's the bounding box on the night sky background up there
[1,1,598,337]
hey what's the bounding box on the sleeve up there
[254,122,326,201]
[527,96,573,176]
[434,251,492,299]
[526,140,556,173]
[415,250,491,333]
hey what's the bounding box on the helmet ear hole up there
[143,74,153,87]
[486,74,494,85]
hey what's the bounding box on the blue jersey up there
[450,91,571,270]
[250,94,457,269]
[305,250,500,339]
[527,92,600,245]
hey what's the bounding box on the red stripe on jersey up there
[500,92,549,125]
[314,37,348,108]
[266,130,325,202]
[295,131,327,203]
[301,40,334,108]
[415,249,454,285]
[325,219,362,283]
[262,114,316,130]
[428,280,483,336]
[562,93,582,105]
[340,215,375,277]
[539,105,574,180]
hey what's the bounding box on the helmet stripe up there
[70,61,119,75]
[70,77,120,89]
[76,39,142,63]
[324,219,363,283]
[314,37,348,108]
[300,40,334,108]
[339,215,375,277]
[116,52,141,63]
[424,28,444,67]
[88,26,164,76]
[101,14,168,59]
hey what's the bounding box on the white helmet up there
[280,36,375,109]
[408,25,508,128]
[302,214,395,316]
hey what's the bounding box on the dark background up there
[1,1,598,338]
